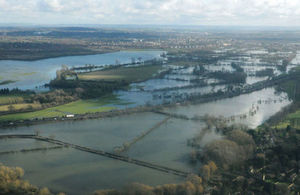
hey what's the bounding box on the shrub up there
[95,175,204,195]
[0,163,63,195]
[204,139,240,166]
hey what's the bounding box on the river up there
[0,50,163,90]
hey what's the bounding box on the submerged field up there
[0,87,292,194]
[0,47,299,194]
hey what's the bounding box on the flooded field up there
[0,112,191,194]
[0,49,298,194]
[0,86,291,194]
[114,50,300,106]
[164,88,291,128]
[0,146,182,194]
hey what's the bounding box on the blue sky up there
[0,0,299,26]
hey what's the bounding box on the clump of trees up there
[204,139,240,167]
[0,88,34,96]
[189,111,300,194]
[277,68,300,102]
[227,129,256,156]
[193,65,206,75]
[255,68,274,77]
[231,62,244,73]
[31,89,77,106]
[203,129,256,168]
[94,174,204,195]
[49,77,128,99]
[187,115,255,173]
[0,89,77,115]
[0,163,65,195]
[208,71,247,84]
[209,125,300,194]
[278,59,289,72]
[201,161,218,181]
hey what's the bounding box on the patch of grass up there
[287,110,300,119]
[271,109,300,130]
[53,99,116,114]
[0,103,41,112]
[0,109,65,122]
[0,95,25,105]
[78,65,163,82]
[0,94,125,122]
[272,121,290,129]
[22,72,37,76]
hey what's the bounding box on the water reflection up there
[164,88,291,128]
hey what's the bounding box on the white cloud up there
[0,0,300,25]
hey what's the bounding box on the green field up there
[22,72,37,76]
[0,95,128,122]
[0,108,65,121]
[0,103,41,112]
[0,95,25,105]
[272,121,290,129]
[287,110,300,119]
[78,65,163,82]
[272,109,300,129]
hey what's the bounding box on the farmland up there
[0,95,124,121]
[78,64,163,82]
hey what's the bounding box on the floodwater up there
[0,50,295,194]
[0,87,291,194]
[0,50,163,90]
[291,51,300,65]
[0,113,193,194]
[164,88,291,128]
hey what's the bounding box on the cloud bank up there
[0,0,299,26]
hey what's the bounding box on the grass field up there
[0,95,127,122]
[0,108,65,122]
[51,95,122,114]
[272,121,290,129]
[0,95,26,105]
[78,65,163,82]
[287,110,300,119]
[22,72,37,76]
[271,109,300,129]
[0,103,41,112]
